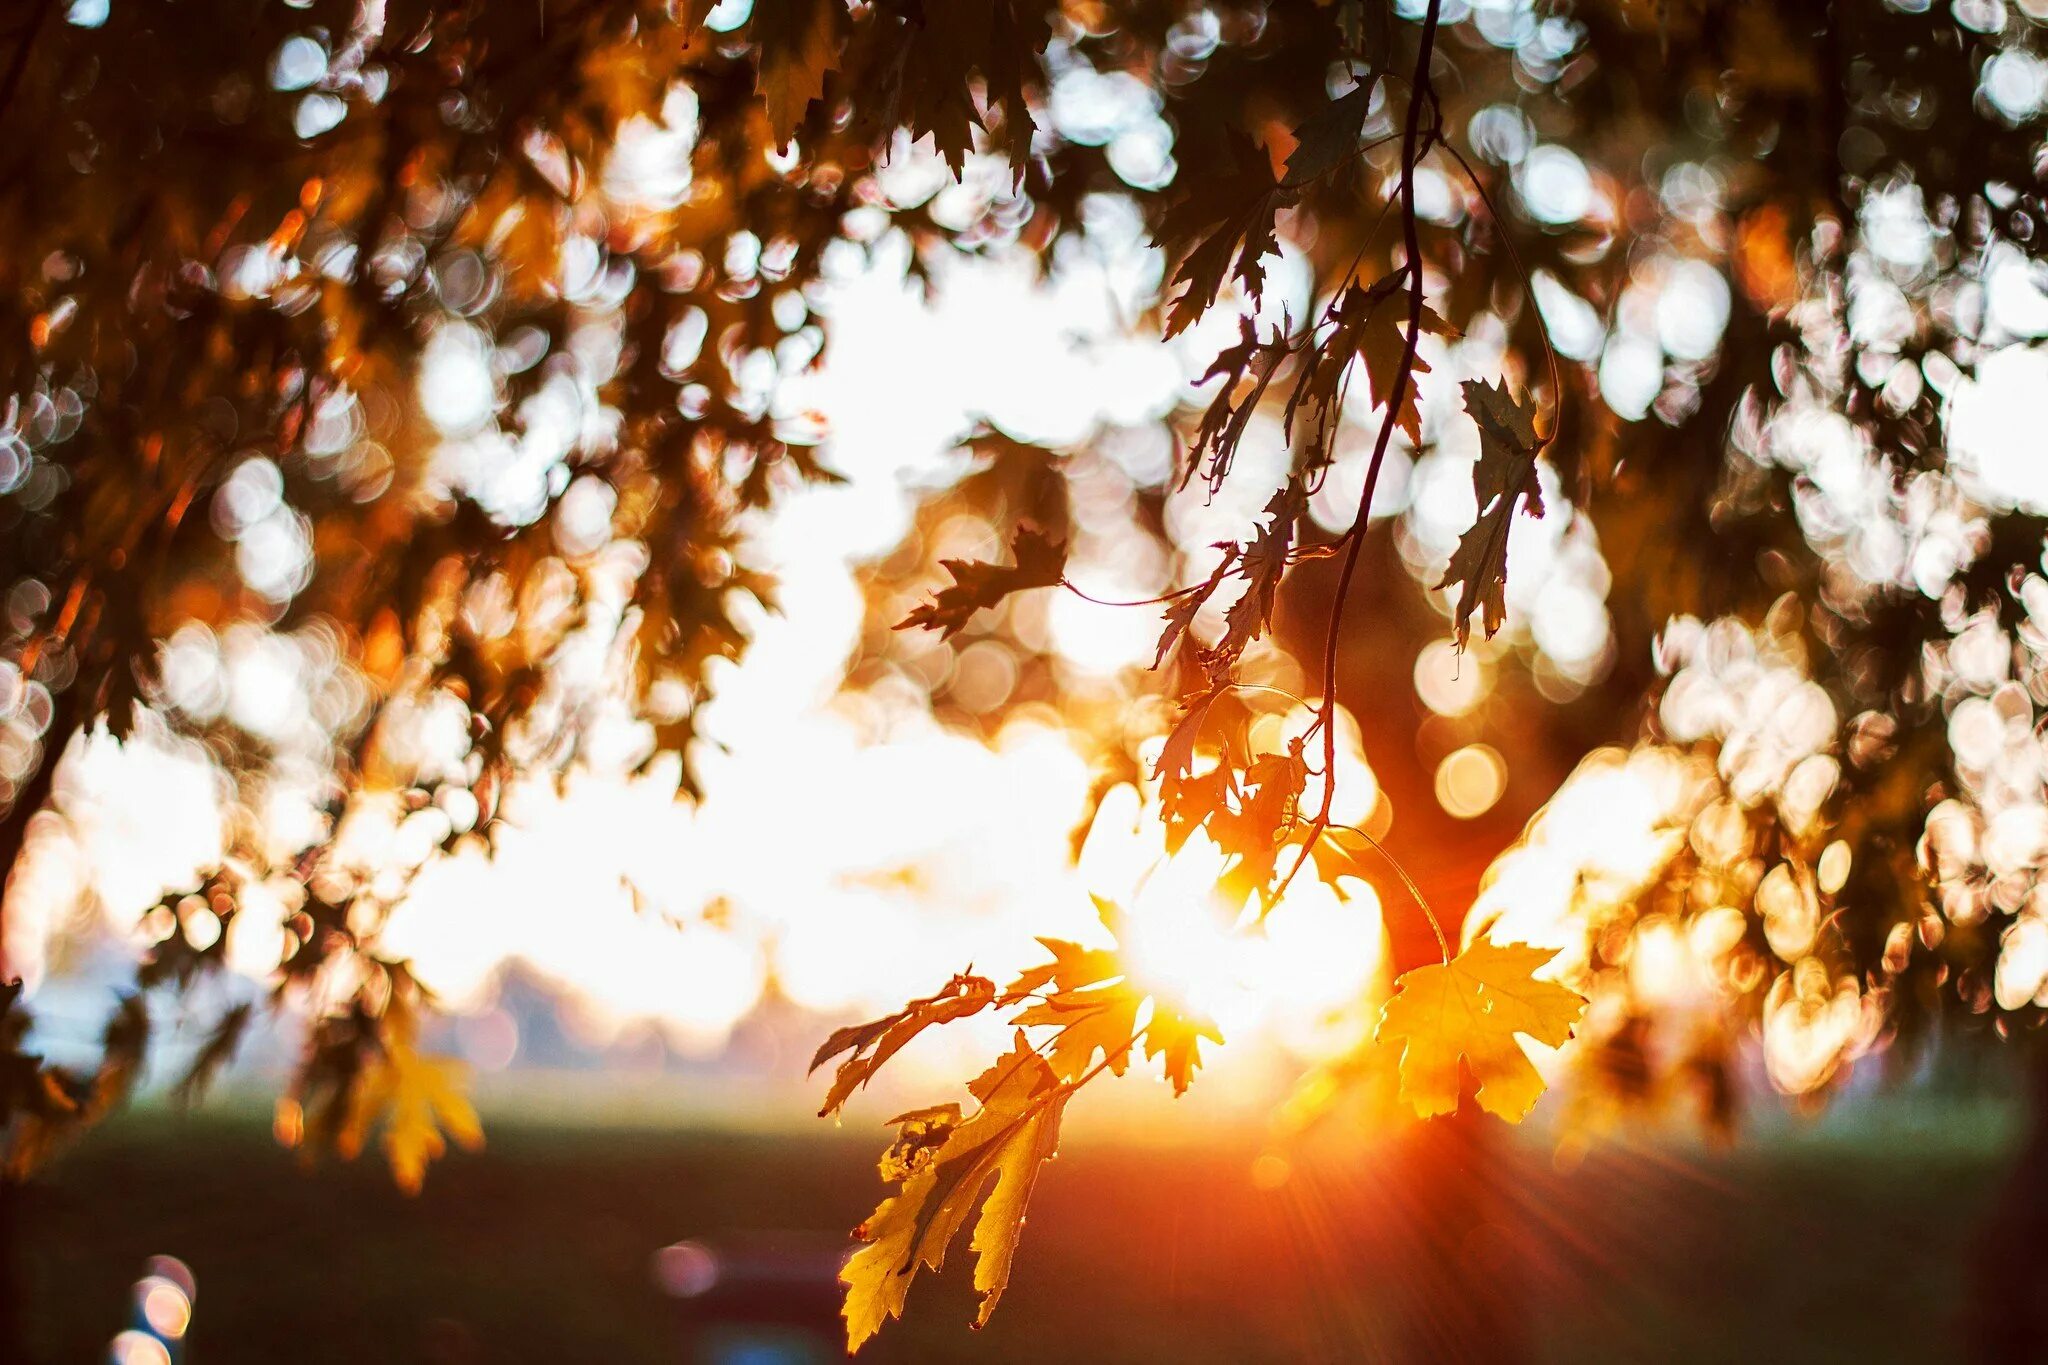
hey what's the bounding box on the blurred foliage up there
[4,0,2048,1349]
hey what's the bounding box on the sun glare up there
[13,213,1400,1104]
[1078,781,1387,1059]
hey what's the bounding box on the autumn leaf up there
[1006,897,1222,1094]
[1438,378,1546,649]
[1155,128,1295,338]
[1359,301,1452,446]
[169,1001,253,1109]
[1011,972,1140,1083]
[876,1102,962,1182]
[2,991,149,1177]
[1152,684,1236,855]
[1377,938,1586,1123]
[1216,482,1302,665]
[750,0,847,152]
[1463,376,1543,491]
[869,0,1050,176]
[338,1035,483,1194]
[828,906,1228,1349]
[812,971,999,1117]
[895,525,1066,639]
[1281,81,1375,188]
[1152,685,1221,795]
[1004,930,1124,1002]
[1287,281,1449,455]
[841,1033,1070,1351]
[1160,759,1232,859]
[1151,696,1308,903]
[1153,547,1238,668]
[1145,1004,1225,1097]
[1185,316,1290,494]
[1217,743,1309,910]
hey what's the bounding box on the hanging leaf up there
[895,526,1066,639]
[1152,684,1221,792]
[813,971,1000,1117]
[337,1033,484,1194]
[829,901,1227,1349]
[841,1033,1071,1351]
[170,1001,254,1108]
[1214,741,1309,909]
[1155,128,1295,338]
[868,0,1051,176]
[1377,938,1586,1122]
[1010,962,1141,1084]
[1152,682,1232,854]
[1281,81,1375,188]
[750,0,848,151]
[1437,378,1546,649]
[1186,316,1291,494]
[1006,899,1222,1092]
[1153,547,1239,668]
[1358,301,1452,446]
[1161,760,1233,856]
[1215,482,1302,666]
[1287,281,1449,458]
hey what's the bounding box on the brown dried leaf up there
[1152,547,1238,668]
[895,525,1066,639]
[1155,129,1294,338]
[1186,317,1291,494]
[1438,378,1545,648]
[1215,482,1302,666]
[750,0,847,152]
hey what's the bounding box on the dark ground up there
[16,1096,2015,1363]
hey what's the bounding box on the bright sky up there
[10,206,1412,1105]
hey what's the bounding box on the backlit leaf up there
[1006,897,1222,1093]
[339,1035,483,1194]
[868,0,1050,175]
[1155,128,1294,338]
[750,0,846,152]
[1215,482,1302,665]
[1437,378,1546,649]
[1185,317,1290,494]
[1281,82,1375,187]
[895,526,1066,639]
[1377,938,1586,1123]
[1153,548,1239,668]
[813,971,999,1117]
[841,1034,1069,1351]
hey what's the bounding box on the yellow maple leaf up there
[841,1033,1069,1352]
[1011,986,1139,1083]
[1144,1006,1223,1097]
[1376,938,1585,1123]
[338,1036,483,1194]
[1005,906,1222,1093]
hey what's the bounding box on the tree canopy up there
[4,0,2048,1351]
